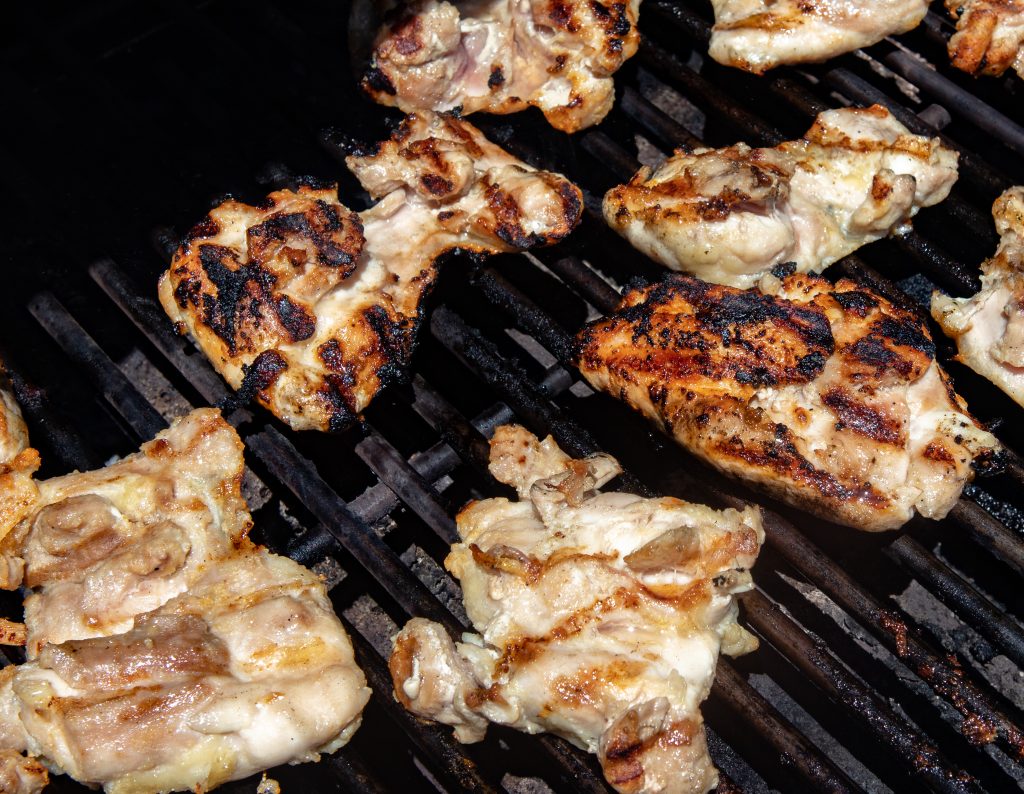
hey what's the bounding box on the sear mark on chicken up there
[159,113,582,431]
[0,362,40,590]
[603,105,959,289]
[932,187,1024,408]
[576,273,1001,531]
[390,425,764,794]
[946,0,1024,79]
[0,409,370,793]
[708,0,929,74]
[362,0,641,132]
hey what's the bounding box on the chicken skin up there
[576,273,1001,531]
[0,408,252,657]
[160,113,582,431]
[946,0,1024,79]
[363,0,640,132]
[390,425,763,794]
[932,187,1024,407]
[709,0,928,74]
[0,409,370,793]
[604,105,959,289]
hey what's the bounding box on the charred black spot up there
[796,351,826,378]
[833,290,879,316]
[611,2,631,35]
[197,245,276,353]
[770,261,797,279]
[185,215,220,242]
[734,367,776,387]
[488,66,505,88]
[230,349,288,410]
[274,295,316,342]
[363,65,397,96]
[877,316,934,357]
[437,210,456,221]
[421,174,455,195]
[822,388,902,446]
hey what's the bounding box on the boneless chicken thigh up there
[391,425,763,793]
[160,113,582,431]
[576,273,1000,531]
[603,106,958,289]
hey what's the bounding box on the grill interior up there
[3,1,1024,791]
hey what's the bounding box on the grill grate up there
[2,0,1024,791]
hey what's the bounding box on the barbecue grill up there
[3,1,1023,791]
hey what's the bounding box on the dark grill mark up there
[822,388,903,446]
[833,290,879,316]
[421,174,455,196]
[274,295,316,342]
[363,65,397,96]
[232,349,288,409]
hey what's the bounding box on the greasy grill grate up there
[2,0,1023,791]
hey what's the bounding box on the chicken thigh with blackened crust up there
[709,0,928,74]
[363,0,640,132]
[390,425,763,794]
[932,187,1024,407]
[160,113,582,431]
[576,274,1000,531]
[603,105,958,289]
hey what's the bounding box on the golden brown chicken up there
[0,409,370,793]
[709,0,929,74]
[159,113,582,431]
[362,0,640,132]
[390,425,763,794]
[0,363,39,587]
[576,273,1001,531]
[946,0,1024,79]
[0,747,47,794]
[604,105,959,289]
[932,187,1024,407]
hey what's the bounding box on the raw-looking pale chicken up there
[932,187,1024,407]
[0,409,370,792]
[160,113,582,431]
[946,0,1024,79]
[0,408,252,657]
[390,425,764,794]
[0,363,39,572]
[604,105,959,289]
[576,273,1001,531]
[708,0,928,74]
[362,0,640,132]
[0,548,370,793]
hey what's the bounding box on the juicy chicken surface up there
[390,425,764,794]
[709,0,928,74]
[604,105,959,289]
[0,409,370,792]
[363,0,640,132]
[946,0,1024,78]
[160,113,582,431]
[0,408,252,656]
[576,274,1001,531]
[932,187,1024,407]
[0,747,47,794]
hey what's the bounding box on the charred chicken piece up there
[0,408,252,657]
[576,274,1001,531]
[0,548,369,793]
[932,187,1024,407]
[362,0,640,133]
[390,425,763,794]
[709,0,928,74]
[159,113,582,431]
[946,0,1024,79]
[604,105,959,289]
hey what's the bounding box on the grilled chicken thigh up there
[363,0,640,132]
[709,0,928,74]
[0,408,251,657]
[604,105,959,289]
[946,0,1024,79]
[1,548,369,793]
[160,113,582,431]
[390,425,763,793]
[0,409,370,792]
[576,274,1000,531]
[932,187,1024,407]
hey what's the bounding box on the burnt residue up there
[229,349,288,411]
[362,65,397,96]
[488,66,505,89]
